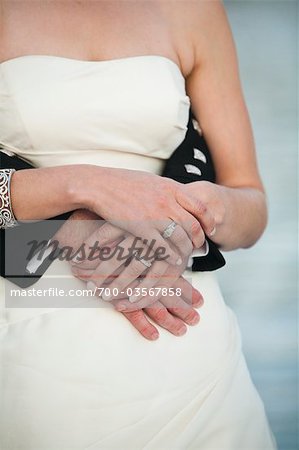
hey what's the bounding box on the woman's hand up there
[175,179,267,250]
[73,166,216,262]
[11,164,217,259]
[70,221,188,298]
[175,180,225,242]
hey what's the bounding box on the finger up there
[73,254,145,296]
[156,219,194,258]
[171,207,207,249]
[126,223,182,267]
[106,256,148,300]
[110,278,141,301]
[89,235,154,300]
[71,265,94,281]
[144,301,187,336]
[175,191,216,239]
[113,282,174,313]
[71,222,126,268]
[113,291,156,312]
[84,254,130,295]
[127,271,202,312]
[126,259,168,303]
[83,235,138,291]
[160,295,200,326]
[175,276,204,308]
[116,262,185,311]
[112,255,186,311]
[122,310,159,341]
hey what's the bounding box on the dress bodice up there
[0,55,190,173]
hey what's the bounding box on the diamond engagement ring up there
[162,221,177,239]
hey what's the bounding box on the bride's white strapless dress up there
[0,55,276,450]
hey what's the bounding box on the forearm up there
[199,181,268,251]
[10,164,89,221]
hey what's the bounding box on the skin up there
[0,0,268,339]
[53,211,204,339]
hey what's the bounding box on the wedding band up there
[162,221,177,239]
[132,251,152,268]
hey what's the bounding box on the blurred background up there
[218,1,297,449]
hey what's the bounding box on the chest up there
[1,1,173,62]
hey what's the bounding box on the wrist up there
[66,164,108,213]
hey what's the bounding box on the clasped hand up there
[55,179,219,340]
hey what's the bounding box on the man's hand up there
[53,211,204,340]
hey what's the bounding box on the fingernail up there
[129,295,139,303]
[176,326,187,336]
[102,292,112,301]
[193,296,204,307]
[209,227,216,237]
[193,300,203,308]
[176,257,183,266]
[151,332,159,340]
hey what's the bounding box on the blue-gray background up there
[218,1,297,449]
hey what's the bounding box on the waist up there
[6,149,166,174]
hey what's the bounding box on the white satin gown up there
[0,55,276,450]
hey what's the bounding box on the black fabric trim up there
[0,151,72,287]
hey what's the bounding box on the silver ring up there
[132,251,152,268]
[162,221,177,239]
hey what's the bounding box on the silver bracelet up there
[0,169,18,229]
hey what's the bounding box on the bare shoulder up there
[159,0,232,75]
[188,1,237,70]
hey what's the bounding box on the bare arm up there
[10,165,85,220]
[10,163,218,265]
[183,0,267,250]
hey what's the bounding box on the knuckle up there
[128,310,142,322]
[195,200,207,215]
[153,308,168,322]
[171,306,184,316]
[156,193,169,209]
